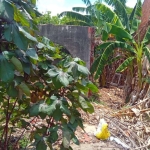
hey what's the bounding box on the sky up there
[36,0,140,16]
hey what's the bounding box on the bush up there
[0,0,98,149]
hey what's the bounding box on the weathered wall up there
[38,24,95,69]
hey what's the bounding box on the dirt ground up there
[70,87,150,150]
[71,87,126,150]
[26,87,150,150]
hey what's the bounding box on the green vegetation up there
[0,0,98,149]
[59,0,150,104]
[36,11,79,25]
[0,0,149,149]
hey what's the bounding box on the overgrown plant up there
[91,0,150,103]
[0,0,97,149]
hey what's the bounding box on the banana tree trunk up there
[124,0,150,104]
[137,0,150,42]
[124,69,133,103]
[127,56,150,105]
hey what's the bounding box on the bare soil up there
[71,87,126,150]
[26,87,150,150]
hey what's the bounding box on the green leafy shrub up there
[0,0,97,149]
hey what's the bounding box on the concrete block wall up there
[38,24,95,69]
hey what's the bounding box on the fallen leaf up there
[131,108,140,116]
[144,126,150,133]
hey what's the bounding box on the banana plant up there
[91,0,150,92]
[59,1,124,36]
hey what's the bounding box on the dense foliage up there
[36,11,79,25]
[0,0,97,149]
[58,0,150,103]
[59,0,130,36]
[91,0,150,103]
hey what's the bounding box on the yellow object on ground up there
[94,119,110,140]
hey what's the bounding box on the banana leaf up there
[116,57,135,72]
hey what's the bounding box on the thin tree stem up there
[4,97,10,150]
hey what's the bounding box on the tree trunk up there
[137,0,150,42]
[126,0,150,104]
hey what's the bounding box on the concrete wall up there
[38,24,95,69]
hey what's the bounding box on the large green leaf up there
[49,130,59,143]
[29,102,42,116]
[12,25,28,50]
[90,55,101,74]
[46,69,59,77]
[26,48,38,60]
[86,82,98,93]
[72,7,88,13]
[22,62,31,75]
[96,3,123,27]
[11,56,23,72]
[93,41,135,79]
[78,64,90,75]
[107,55,122,65]
[116,57,135,72]
[18,82,30,96]
[21,1,36,19]
[4,24,12,41]
[0,54,14,82]
[107,23,133,40]
[129,0,141,21]
[79,96,89,109]
[39,101,57,115]
[102,30,109,41]
[81,0,92,6]
[41,37,55,51]
[86,102,94,113]
[52,107,62,121]
[36,139,47,150]
[18,26,37,43]
[47,68,70,87]
[57,72,69,87]
[76,83,89,93]
[13,5,30,27]
[103,0,129,29]
[31,0,36,5]
[129,0,142,34]
[60,104,71,116]
[72,136,79,146]
[62,130,71,149]
[143,27,150,45]
[0,1,14,21]
[7,84,18,98]
[2,51,15,60]
[59,11,92,25]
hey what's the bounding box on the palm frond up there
[92,41,135,79]
[129,0,142,33]
[82,0,92,6]
[90,55,101,73]
[59,11,92,24]
[143,27,150,45]
[72,6,95,15]
[108,23,133,40]
[95,3,123,27]
[116,57,135,72]
[103,0,127,6]
[103,0,129,29]
[72,7,87,13]
[86,5,94,16]
[129,0,142,20]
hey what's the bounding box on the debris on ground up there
[26,87,150,150]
